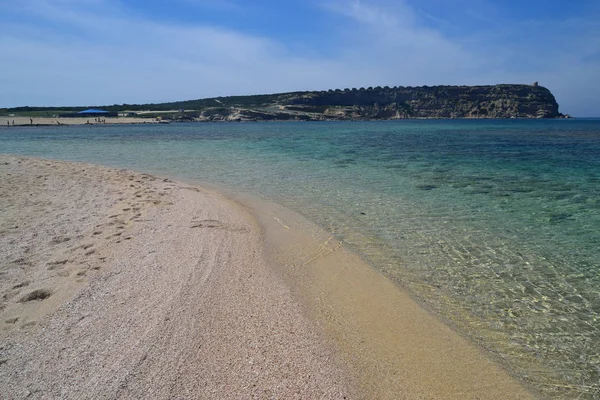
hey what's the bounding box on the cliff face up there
[184,84,561,122]
[282,84,560,119]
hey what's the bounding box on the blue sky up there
[1,0,599,116]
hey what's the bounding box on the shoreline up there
[226,189,537,399]
[0,115,573,128]
[0,116,162,127]
[0,155,535,398]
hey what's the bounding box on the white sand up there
[0,155,536,399]
[0,156,349,399]
[2,116,158,126]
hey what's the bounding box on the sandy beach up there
[0,156,349,399]
[2,116,158,126]
[0,155,535,399]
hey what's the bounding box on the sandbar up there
[2,116,158,126]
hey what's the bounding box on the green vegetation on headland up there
[1,83,569,122]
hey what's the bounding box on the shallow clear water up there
[2,120,600,398]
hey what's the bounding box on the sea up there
[2,119,599,398]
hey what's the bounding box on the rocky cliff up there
[182,84,562,122]
[291,84,560,118]
[4,84,562,121]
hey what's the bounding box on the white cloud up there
[0,1,346,105]
[322,0,492,85]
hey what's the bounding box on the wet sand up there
[0,155,535,399]
[239,196,537,399]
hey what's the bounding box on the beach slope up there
[0,155,536,399]
[0,156,349,399]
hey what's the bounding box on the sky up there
[0,0,599,116]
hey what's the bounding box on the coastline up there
[1,116,160,126]
[0,84,565,121]
[228,190,537,399]
[0,155,535,399]
[0,116,571,128]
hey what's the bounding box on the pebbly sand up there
[0,155,536,399]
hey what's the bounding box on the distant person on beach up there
[30,118,33,125]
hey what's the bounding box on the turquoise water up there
[2,120,600,398]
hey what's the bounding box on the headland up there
[1,83,567,125]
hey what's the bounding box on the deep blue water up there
[2,119,599,398]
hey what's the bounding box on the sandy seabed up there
[0,155,535,399]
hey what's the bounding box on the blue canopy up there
[78,109,109,114]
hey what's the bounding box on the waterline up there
[2,119,599,398]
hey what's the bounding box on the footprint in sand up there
[12,281,30,289]
[18,289,52,302]
[47,259,69,270]
[190,219,248,233]
[190,219,225,229]
[49,236,71,246]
